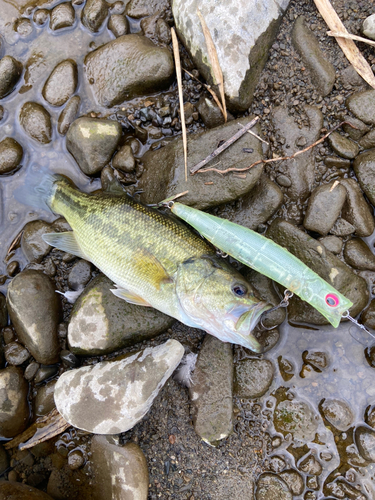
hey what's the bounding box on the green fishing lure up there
[168,202,353,328]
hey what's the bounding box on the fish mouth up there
[234,301,273,352]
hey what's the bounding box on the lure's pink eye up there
[325,293,339,307]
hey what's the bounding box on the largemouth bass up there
[18,172,271,352]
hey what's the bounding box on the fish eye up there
[232,284,247,297]
[325,293,339,307]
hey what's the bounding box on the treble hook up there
[259,289,293,331]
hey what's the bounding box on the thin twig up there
[171,28,188,182]
[197,121,355,175]
[238,122,269,145]
[196,9,227,122]
[313,0,375,89]
[183,68,225,116]
[327,30,375,48]
[190,116,259,174]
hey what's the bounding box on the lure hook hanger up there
[342,310,375,341]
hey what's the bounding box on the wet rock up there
[359,129,375,150]
[320,398,354,432]
[361,299,375,330]
[0,481,54,499]
[67,259,92,290]
[268,455,286,473]
[271,106,323,201]
[108,14,129,37]
[319,235,342,255]
[85,34,174,107]
[243,269,286,328]
[55,339,184,433]
[189,335,233,445]
[91,437,149,500]
[0,137,23,175]
[0,366,29,438]
[330,217,355,237]
[34,380,56,417]
[66,117,122,175]
[0,294,7,328]
[298,454,322,475]
[274,398,318,440]
[15,18,33,37]
[58,95,80,136]
[324,156,350,169]
[140,13,159,41]
[303,181,346,236]
[19,102,52,144]
[340,178,374,237]
[33,8,49,25]
[7,270,61,364]
[82,0,108,32]
[342,115,370,141]
[112,145,135,172]
[234,359,274,398]
[68,449,85,470]
[344,239,375,271]
[267,218,368,323]
[327,132,359,159]
[353,149,375,207]
[42,59,78,107]
[4,342,30,365]
[366,406,375,428]
[0,445,9,475]
[140,116,264,210]
[0,56,23,98]
[126,0,168,18]
[355,425,375,462]
[256,473,292,500]
[302,351,328,371]
[279,469,304,496]
[156,18,171,45]
[60,349,79,368]
[217,174,284,231]
[173,0,290,112]
[21,220,53,263]
[346,90,375,125]
[24,361,39,381]
[34,365,58,384]
[0,106,4,121]
[197,96,225,129]
[50,2,75,30]
[362,14,375,41]
[366,345,375,368]
[68,275,174,355]
[292,16,335,96]
[253,327,280,354]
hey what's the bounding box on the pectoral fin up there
[110,287,152,307]
[42,232,86,259]
[133,248,173,290]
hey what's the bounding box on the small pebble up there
[34,364,59,384]
[68,449,85,470]
[4,342,30,365]
[24,361,40,380]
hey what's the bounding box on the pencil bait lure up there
[165,201,353,328]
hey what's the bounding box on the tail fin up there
[14,165,62,212]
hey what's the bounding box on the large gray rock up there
[91,437,148,500]
[215,174,284,230]
[292,16,335,96]
[271,105,323,201]
[172,0,290,112]
[68,275,174,355]
[54,339,184,434]
[42,59,78,107]
[0,56,23,98]
[189,335,233,445]
[0,366,29,438]
[353,149,375,207]
[85,34,174,107]
[267,219,368,324]
[7,270,61,364]
[66,117,122,175]
[139,116,264,210]
[344,239,375,271]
